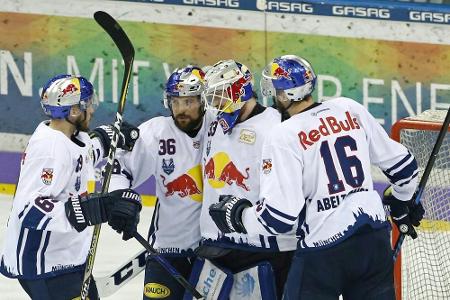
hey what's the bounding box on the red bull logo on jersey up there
[204,152,250,191]
[160,164,203,202]
[41,168,53,185]
[298,111,361,150]
[271,63,291,79]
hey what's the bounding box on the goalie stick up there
[82,11,202,299]
[80,11,135,300]
[393,106,450,261]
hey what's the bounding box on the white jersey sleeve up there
[352,102,418,200]
[243,129,304,235]
[16,149,73,232]
[110,119,159,190]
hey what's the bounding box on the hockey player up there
[0,74,142,300]
[109,66,211,299]
[209,55,425,299]
[196,60,297,299]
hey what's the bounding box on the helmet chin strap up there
[276,100,294,121]
[65,110,86,134]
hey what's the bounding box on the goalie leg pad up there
[230,261,277,300]
[183,258,233,300]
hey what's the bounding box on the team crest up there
[262,159,272,174]
[193,140,200,149]
[74,176,81,191]
[162,158,175,175]
[41,168,54,185]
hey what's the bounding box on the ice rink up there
[0,194,154,299]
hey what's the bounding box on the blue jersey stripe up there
[260,209,293,234]
[40,218,51,231]
[16,226,26,275]
[40,232,51,274]
[383,158,418,185]
[259,235,266,248]
[267,236,279,252]
[18,203,30,220]
[22,206,45,229]
[399,171,419,187]
[385,153,412,174]
[22,229,43,277]
[266,203,297,221]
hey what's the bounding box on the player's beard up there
[174,114,202,132]
[75,111,91,132]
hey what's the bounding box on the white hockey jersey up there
[0,121,99,279]
[242,97,418,250]
[110,115,210,256]
[201,106,298,252]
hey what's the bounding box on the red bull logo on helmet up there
[226,76,251,102]
[160,164,203,202]
[204,152,250,191]
[271,62,291,79]
[60,81,79,98]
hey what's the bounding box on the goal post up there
[391,109,450,300]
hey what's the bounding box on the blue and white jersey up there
[201,106,298,252]
[110,114,212,256]
[0,121,99,279]
[242,97,418,250]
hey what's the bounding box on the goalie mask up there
[203,60,255,134]
[40,74,98,119]
[261,55,316,102]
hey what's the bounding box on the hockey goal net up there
[391,109,450,300]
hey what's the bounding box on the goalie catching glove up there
[383,186,425,239]
[90,121,140,154]
[209,195,252,234]
[65,188,142,240]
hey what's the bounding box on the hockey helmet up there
[261,55,316,102]
[40,74,98,119]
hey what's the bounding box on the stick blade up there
[94,11,135,59]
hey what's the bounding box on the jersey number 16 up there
[320,136,365,194]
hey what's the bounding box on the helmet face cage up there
[262,55,316,102]
[163,66,205,110]
[203,60,254,116]
[40,74,97,119]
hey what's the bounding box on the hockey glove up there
[65,188,142,238]
[65,193,111,232]
[107,189,142,241]
[209,195,252,234]
[383,187,425,239]
[90,121,140,154]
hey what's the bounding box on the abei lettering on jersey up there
[144,283,171,298]
[298,111,360,150]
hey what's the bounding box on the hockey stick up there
[392,107,450,261]
[83,11,202,299]
[80,11,135,299]
[95,237,202,299]
[133,232,204,299]
[96,249,147,297]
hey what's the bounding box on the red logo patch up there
[41,168,54,185]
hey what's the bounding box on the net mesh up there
[396,109,450,300]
